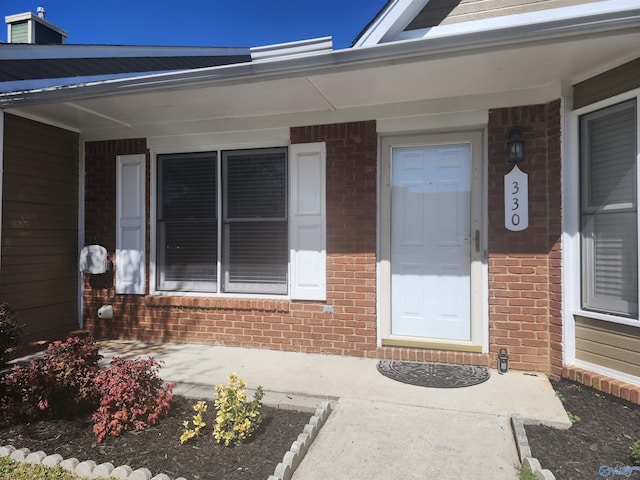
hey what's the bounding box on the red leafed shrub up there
[92,356,175,443]
[0,336,102,421]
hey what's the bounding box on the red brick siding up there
[487,101,562,373]
[563,366,640,406]
[375,347,490,366]
[84,121,379,356]
[83,107,564,373]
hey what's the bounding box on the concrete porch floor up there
[98,340,570,480]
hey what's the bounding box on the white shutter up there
[116,154,146,295]
[289,142,326,300]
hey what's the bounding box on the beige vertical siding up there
[1,114,79,341]
[406,0,602,30]
[575,316,640,378]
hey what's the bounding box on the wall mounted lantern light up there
[498,348,509,374]
[507,127,524,164]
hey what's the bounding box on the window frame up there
[221,147,289,295]
[569,88,640,327]
[153,146,289,297]
[579,98,638,318]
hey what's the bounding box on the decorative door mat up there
[377,361,490,388]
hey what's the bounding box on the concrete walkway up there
[99,340,570,480]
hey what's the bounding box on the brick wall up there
[83,109,564,372]
[486,101,562,373]
[83,138,149,303]
[83,121,379,356]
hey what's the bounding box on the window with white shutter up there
[222,148,288,294]
[580,99,638,317]
[156,147,290,295]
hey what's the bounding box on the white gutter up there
[0,1,638,107]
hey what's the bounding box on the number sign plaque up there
[504,165,528,231]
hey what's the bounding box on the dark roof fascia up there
[0,55,252,83]
[0,43,252,92]
[0,43,250,60]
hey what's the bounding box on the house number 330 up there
[504,165,528,231]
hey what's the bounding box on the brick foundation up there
[562,366,640,406]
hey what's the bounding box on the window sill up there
[573,309,640,328]
[144,295,290,312]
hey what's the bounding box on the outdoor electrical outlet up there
[322,305,335,314]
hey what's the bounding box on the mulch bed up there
[526,378,640,480]
[0,395,311,480]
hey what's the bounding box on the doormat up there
[377,361,490,388]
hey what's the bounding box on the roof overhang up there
[2,1,639,140]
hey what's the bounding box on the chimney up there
[5,8,68,44]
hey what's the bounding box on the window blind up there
[580,99,638,317]
[222,148,287,293]
[157,152,217,291]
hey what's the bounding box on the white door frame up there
[378,131,486,351]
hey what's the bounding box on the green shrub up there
[0,336,101,421]
[92,356,174,443]
[180,400,208,444]
[632,439,640,465]
[0,302,23,366]
[213,372,264,447]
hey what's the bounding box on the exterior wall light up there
[507,127,524,164]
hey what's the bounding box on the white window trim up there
[565,87,640,330]
[148,141,326,300]
[150,143,284,298]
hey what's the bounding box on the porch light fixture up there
[507,127,524,164]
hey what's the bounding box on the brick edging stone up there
[562,366,640,406]
[0,401,333,480]
[511,414,556,480]
[269,401,332,480]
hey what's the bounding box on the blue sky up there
[1,1,388,49]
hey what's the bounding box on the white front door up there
[380,133,483,345]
